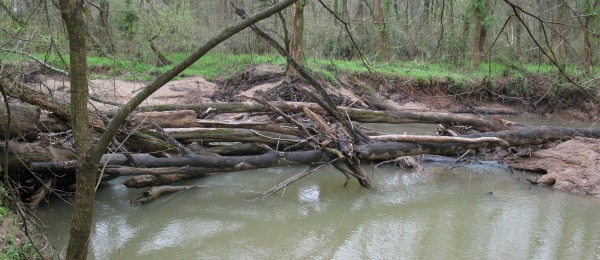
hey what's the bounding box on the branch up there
[316,0,372,72]
[1,48,69,76]
[231,3,370,145]
[91,0,300,164]
[503,0,598,102]
[256,158,339,199]
[370,134,509,147]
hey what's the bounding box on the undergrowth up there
[1,51,597,104]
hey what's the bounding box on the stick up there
[256,158,339,200]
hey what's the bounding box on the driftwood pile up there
[1,4,598,206]
[2,70,600,207]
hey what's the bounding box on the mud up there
[506,137,600,198]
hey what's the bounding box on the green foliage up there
[505,71,530,97]
[446,75,475,94]
[1,237,37,260]
[0,199,7,223]
[546,77,594,105]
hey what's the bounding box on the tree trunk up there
[581,0,598,67]
[289,0,307,73]
[97,0,110,53]
[469,0,491,67]
[373,0,388,57]
[554,0,568,63]
[57,0,96,259]
[149,39,173,66]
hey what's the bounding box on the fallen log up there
[357,126,600,160]
[0,101,41,138]
[138,128,304,145]
[123,173,213,188]
[30,126,600,174]
[126,110,198,129]
[129,185,204,205]
[370,135,509,146]
[126,111,304,137]
[136,101,510,132]
[0,140,73,174]
[0,75,105,131]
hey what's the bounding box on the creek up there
[34,122,600,259]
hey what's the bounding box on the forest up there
[0,0,599,259]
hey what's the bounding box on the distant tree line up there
[1,0,598,68]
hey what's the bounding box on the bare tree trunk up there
[581,0,598,67]
[289,0,307,74]
[373,0,388,57]
[469,0,491,67]
[97,0,111,53]
[149,38,173,66]
[554,0,568,63]
[57,0,96,259]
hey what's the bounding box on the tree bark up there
[0,101,40,139]
[469,0,491,67]
[53,2,302,257]
[289,0,307,74]
[57,0,97,259]
[137,101,510,132]
[373,0,388,56]
[129,185,205,205]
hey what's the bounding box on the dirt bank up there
[505,137,600,198]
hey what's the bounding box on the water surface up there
[36,162,600,259]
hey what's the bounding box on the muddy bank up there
[505,137,600,198]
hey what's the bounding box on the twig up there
[256,158,339,200]
[316,0,372,72]
[0,48,69,76]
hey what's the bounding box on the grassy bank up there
[0,188,39,259]
[2,51,598,104]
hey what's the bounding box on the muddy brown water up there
[35,121,600,259]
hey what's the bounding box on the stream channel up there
[34,121,600,259]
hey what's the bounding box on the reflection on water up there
[35,163,600,259]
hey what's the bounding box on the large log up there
[126,110,198,129]
[357,126,600,160]
[126,111,304,137]
[0,101,41,138]
[0,75,105,131]
[138,128,304,145]
[30,126,600,176]
[130,185,204,205]
[136,101,510,132]
[0,140,73,174]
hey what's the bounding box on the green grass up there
[2,51,597,92]
[0,188,40,260]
